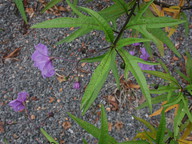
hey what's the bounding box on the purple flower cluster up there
[130,45,155,71]
[9,92,28,112]
[138,48,155,71]
[32,44,55,78]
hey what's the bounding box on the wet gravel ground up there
[0,0,192,144]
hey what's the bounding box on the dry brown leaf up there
[62,121,71,130]
[107,95,119,111]
[172,56,179,61]
[57,6,68,11]
[81,62,86,67]
[114,121,123,131]
[108,122,112,131]
[49,97,55,103]
[3,48,21,59]
[25,8,34,17]
[59,88,63,92]
[0,122,4,134]
[57,75,67,83]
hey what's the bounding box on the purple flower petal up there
[73,82,80,89]
[138,63,155,71]
[32,44,55,78]
[17,91,28,102]
[129,51,135,55]
[140,48,150,60]
[132,43,140,46]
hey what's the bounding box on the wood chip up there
[114,121,123,131]
[49,97,55,103]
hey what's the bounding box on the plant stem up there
[113,1,138,46]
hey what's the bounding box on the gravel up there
[0,0,192,144]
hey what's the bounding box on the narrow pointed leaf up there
[40,128,59,144]
[14,0,27,23]
[41,0,62,13]
[31,17,100,30]
[81,53,106,63]
[133,116,156,133]
[56,27,91,44]
[81,49,115,115]
[118,48,152,112]
[173,101,185,138]
[116,38,150,48]
[149,28,181,58]
[79,7,114,42]
[67,112,117,143]
[127,17,186,29]
[142,70,180,87]
[111,0,128,13]
[66,0,84,17]
[156,110,166,144]
[137,94,168,109]
[135,0,154,21]
[117,141,150,144]
[99,105,110,144]
[111,52,120,89]
[83,139,89,144]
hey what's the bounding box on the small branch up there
[113,1,138,46]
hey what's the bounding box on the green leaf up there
[156,110,166,144]
[116,38,150,48]
[117,140,150,144]
[111,0,128,13]
[66,0,84,17]
[137,94,168,109]
[41,0,62,13]
[142,70,180,87]
[182,97,192,122]
[150,85,178,94]
[111,52,120,89]
[134,0,154,21]
[149,28,181,58]
[173,101,185,138]
[185,52,192,83]
[180,12,189,36]
[81,49,115,115]
[67,112,117,143]
[175,69,191,82]
[14,0,27,23]
[127,17,186,29]
[98,105,110,144]
[40,128,59,144]
[79,7,114,42]
[31,17,100,30]
[83,139,89,144]
[56,27,91,44]
[133,116,156,133]
[81,53,106,63]
[118,48,152,112]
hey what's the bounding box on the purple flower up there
[9,92,29,112]
[139,48,155,71]
[132,43,140,46]
[140,48,150,60]
[31,44,55,78]
[129,51,135,55]
[73,82,80,89]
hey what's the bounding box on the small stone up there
[13,134,19,139]
[30,115,35,120]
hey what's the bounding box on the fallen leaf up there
[108,122,112,131]
[25,8,34,18]
[62,121,71,130]
[57,75,67,83]
[49,97,55,103]
[57,6,68,11]
[59,88,63,92]
[172,56,179,61]
[107,95,119,111]
[114,121,123,131]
